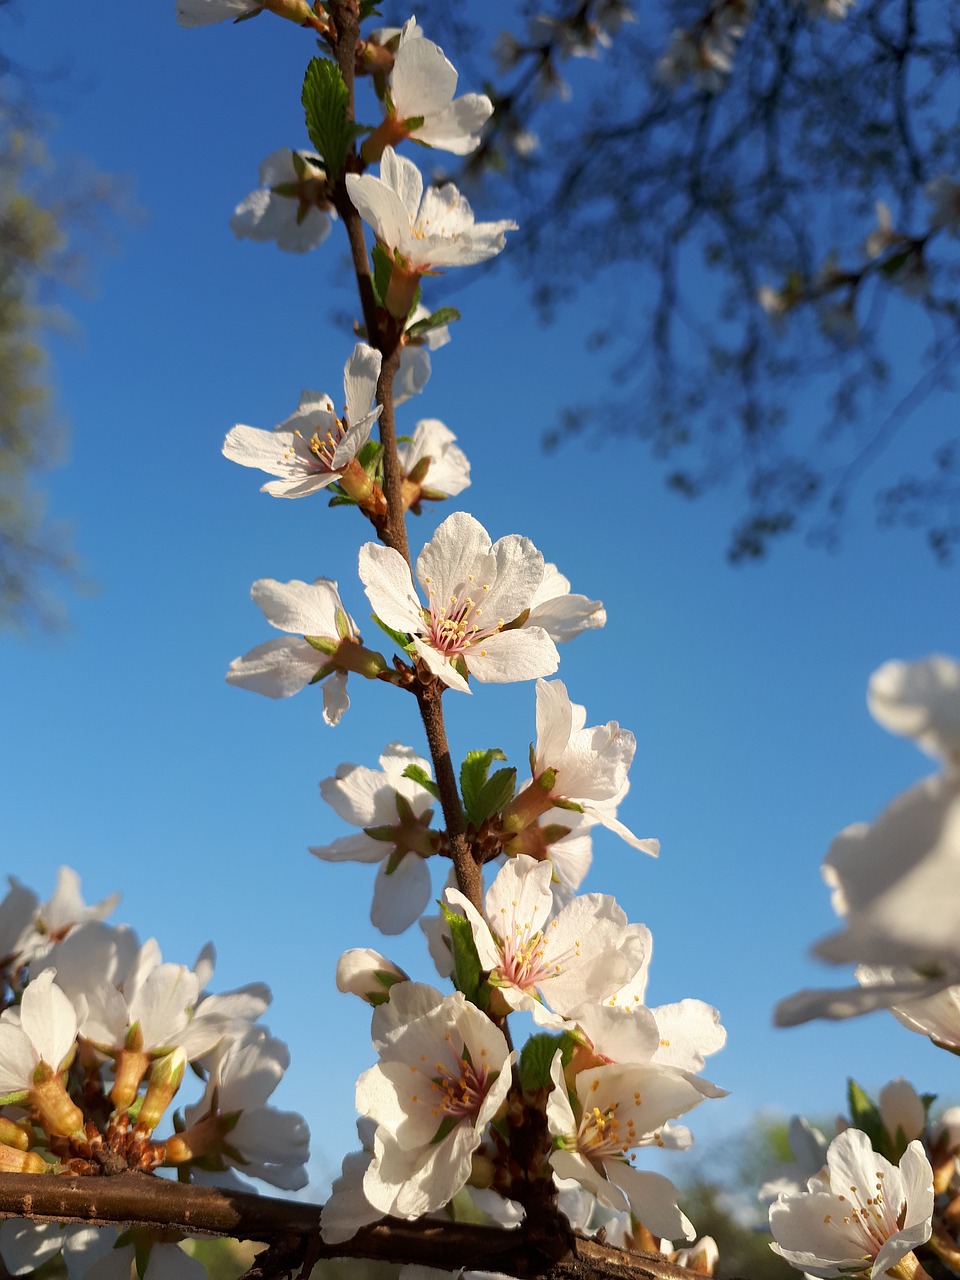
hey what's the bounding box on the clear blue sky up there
[2,0,958,1205]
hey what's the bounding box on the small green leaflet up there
[301,58,356,183]
[440,902,483,1004]
[518,1033,564,1094]
[402,763,440,801]
[405,307,460,341]
[460,748,512,827]
[371,243,394,307]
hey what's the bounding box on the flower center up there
[430,1051,490,1124]
[304,417,347,471]
[498,918,580,994]
[423,581,502,658]
[824,1171,902,1257]
[578,1099,641,1161]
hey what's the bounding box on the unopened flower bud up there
[137,1047,187,1133]
[336,949,409,1005]
[0,1144,52,1174]
[111,1047,151,1113]
[31,1075,85,1139]
[0,1117,33,1151]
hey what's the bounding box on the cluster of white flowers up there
[0,869,308,1280]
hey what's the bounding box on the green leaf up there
[301,58,352,182]
[371,243,394,307]
[518,1033,564,1094]
[359,0,382,18]
[440,902,483,1003]
[406,307,460,341]
[847,1078,885,1152]
[475,767,517,825]
[402,763,440,801]
[328,493,359,507]
[460,748,508,826]
[356,438,383,477]
[0,1089,29,1107]
[370,612,414,652]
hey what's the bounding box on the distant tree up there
[414,0,960,561]
[0,17,116,629]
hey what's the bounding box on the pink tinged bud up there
[0,1143,51,1174]
[137,1048,188,1133]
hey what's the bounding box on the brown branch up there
[0,1174,705,1280]
[415,681,483,911]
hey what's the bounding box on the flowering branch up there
[0,1174,700,1280]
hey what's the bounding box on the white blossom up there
[769,1128,933,1279]
[386,19,493,155]
[181,1026,309,1189]
[446,856,649,1025]
[227,578,367,726]
[222,344,382,499]
[310,744,438,935]
[546,1050,702,1240]
[359,511,559,692]
[506,679,658,854]
[0,970,77,1097]
[176,0,262,26]
[346,148,516,272]
[868,655,960,767]
[527,563,605,643]
[398,419,470,502]
[357,984,515,1218]
[230,149,334,253]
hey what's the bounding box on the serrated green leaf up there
[519,1033,564,1094]
[371,243,393,307]
[356,438,383,477]
[301,58,352,182]
[440,902,483,1003]
[370,612,414,652]
[402,763,440,801]
[406,307,461,341]
[475,767,517,825]
[460,748,508,826]
[359,0,382,18]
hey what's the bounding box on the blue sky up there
[2,0,959,1205]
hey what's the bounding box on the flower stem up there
[416,681,483,912]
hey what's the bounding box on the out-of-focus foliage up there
[0,4,120,631]
[416,0,960,562]
[0,114,75,630]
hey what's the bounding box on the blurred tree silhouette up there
[0,11,116,629]
[416,0,960,561]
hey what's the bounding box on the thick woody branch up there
[0,1174,704,1280]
